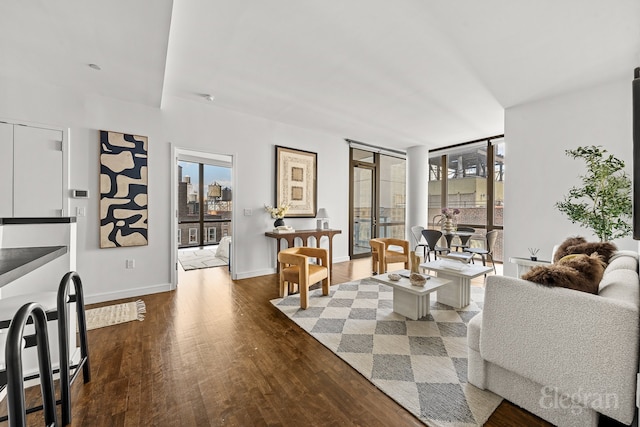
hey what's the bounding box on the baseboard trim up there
[84,283,171,304]
[234,268,276,280]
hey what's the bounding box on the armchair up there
[278,247,330,309]
[370,238,409,275]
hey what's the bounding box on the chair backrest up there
[486,230,499,253]
[431,214,444,228]
[456,227,475,233]
[421,229,443,248]
[410,226,425,245]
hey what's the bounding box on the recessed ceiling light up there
[88,63,102,71]
[203,94,215,102]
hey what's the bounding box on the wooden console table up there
[265,229,342,278]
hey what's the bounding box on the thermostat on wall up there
[72,189,90,198]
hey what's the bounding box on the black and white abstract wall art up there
[99,130,148,248]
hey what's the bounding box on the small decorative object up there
[265,203,291,228]
[528,247,539,261]
[555,145,632,241]
[410,251,420,273]
[388,273,401,281]
[409,273,427,287]
[441,207,460,234]
[316,207,329,230]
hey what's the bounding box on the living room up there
[1,1,639,426]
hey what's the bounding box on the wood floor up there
[2,257,555,426]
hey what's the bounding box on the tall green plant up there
[555,145,632,242]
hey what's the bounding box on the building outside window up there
[428,136,504,262]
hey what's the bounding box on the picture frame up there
[275,145,317,217]
[99,130,149,248]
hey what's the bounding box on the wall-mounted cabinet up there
[0,121,68,217]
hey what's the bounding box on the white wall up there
[504,77,635,276]
[0,77,350,302]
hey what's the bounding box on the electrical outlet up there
[126,259,135,269]
[244,208,252,216]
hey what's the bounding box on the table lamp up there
[316,208,329,229]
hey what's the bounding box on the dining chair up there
[410,226,429,261]
[451,226,476,252]
[421,229,450,261]
[465,230,499,273]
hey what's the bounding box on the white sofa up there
[468,250,639,426]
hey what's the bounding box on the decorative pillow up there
[522,252,606,294]
[552,236,617,264]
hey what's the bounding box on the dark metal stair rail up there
[57,271,91,426]
[6,302,58,427]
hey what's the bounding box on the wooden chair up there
[278,247,330,309]
[370,238,410,275]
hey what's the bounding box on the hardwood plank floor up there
[2,258,555,426]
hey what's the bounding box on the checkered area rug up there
[271,278,502,427]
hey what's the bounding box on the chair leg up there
[488,254,496,274]
[300,284,309,309]
[321,278,330,296]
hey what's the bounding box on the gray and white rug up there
[271,278,502,427]
[178,249,228,271]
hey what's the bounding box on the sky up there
[178,161,232,190]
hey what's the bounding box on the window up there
[178,159,232,248]
[429,136,504,262]
[349,143,406,258]
[188,228,198,244]
[207,227,217,243]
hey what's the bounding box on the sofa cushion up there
[605,251,639,275]
[522,253,605,294]
[552,236,617,264]
[599,269,640,305]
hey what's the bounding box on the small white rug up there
[85,300,146,330]
[178,249,228,271]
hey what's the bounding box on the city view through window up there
[178,161,232,248]
[350,139,503,262]
[429,139,505,261]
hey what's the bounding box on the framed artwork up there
[275,145,317,217]
[99,130,148,248]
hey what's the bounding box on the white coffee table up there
[419,260,493,308]
[369,270,451,320]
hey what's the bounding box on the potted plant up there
[555,145,632,242]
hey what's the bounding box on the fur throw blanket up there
[522,252,606,294]
[552,236,617,264]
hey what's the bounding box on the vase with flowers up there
[264,203,291,228]
[441,207,460,234]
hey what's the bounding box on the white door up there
[13,125,63,217]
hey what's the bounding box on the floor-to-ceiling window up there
[177,160,232,248]
[349,143,406,258]
[428,136,504,261]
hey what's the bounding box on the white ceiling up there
[2,1,639,150]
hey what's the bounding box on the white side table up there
[509,257,551,277]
